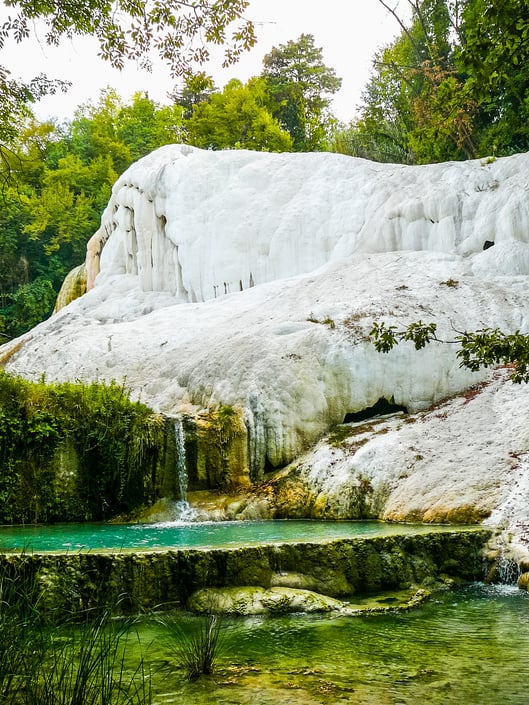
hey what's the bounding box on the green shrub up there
[0,372,166,523]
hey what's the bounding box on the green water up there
[134,583,528,705]
[0,519,478,553]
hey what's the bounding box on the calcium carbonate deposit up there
[2,145,529,560]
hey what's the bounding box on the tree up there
[0,186,31,339]
[0,0,255,179]
[346,40,417,163]
[19,92,125,291]
[458,0,529,155]
[458,0,529,99]
[408,64,478,162]
[354,0,476,164]
[169,72,217,119]
[261,34,342,151]
[326,119,412,163]
[355,0,529,164]
[116,92,185,162]
[0,88,192,339]
[68,89,131,174]
[185,77,293,151]
[0,69,67,188]
[5,276,56,338]
[24,155,108,264]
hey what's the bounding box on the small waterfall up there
[497,554,522,585]
[173,417,196,521]
[494,535,523,585]
[485,462,529,585]
[485,527,523,585]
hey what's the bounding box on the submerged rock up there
[188,586,345,615]
[187,585,433,615]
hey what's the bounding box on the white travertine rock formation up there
[86,145,529,298]
[2,146,529,558]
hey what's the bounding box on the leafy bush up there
[0,372,165,523]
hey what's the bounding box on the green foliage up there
[347,35,417,163]
[0,0,255,145]
[211,405,242,488]
[0,559,151,705]
[0,554,52,704]
[170,72,217,118]
[27,612,151,705]
[0,68,69,179]
[0,0,257,337]
[117,92,185,162]
[408,69,478,162]
[163,611,224,680]
[370,320,439,353]
[0,372,165,523]
[186,77,293,151]
[458,0,529,155]
[354,0,469,163]
[351,0,529,163]
[457,328,529,383]
[261,34,342,151]
[0,89,194,339]
[5,276,56,337]
[370,320,529,383]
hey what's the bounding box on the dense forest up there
[1,0,528,340]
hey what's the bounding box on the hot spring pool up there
[0,519,481,553]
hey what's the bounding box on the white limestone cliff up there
[86,145,529,298]
[2,145,529,560]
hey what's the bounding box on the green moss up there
[0,529,492,618]
[188,405,250,491]
[54,263,87,312]
[0,371,166,523]
[328,424,357,447]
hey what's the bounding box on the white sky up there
[2,0,410,123]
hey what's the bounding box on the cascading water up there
[173,417,197,521]
[497,552,522,584]
[491,533,523,585]
[485,464,529,585]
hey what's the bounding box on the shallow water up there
[0,519,480,553]
[137,583,529,705]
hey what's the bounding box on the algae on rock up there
[0,529,492,617]
[185,405,251,491]
[54,263,87,312]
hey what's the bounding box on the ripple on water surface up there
[137,583,529,705]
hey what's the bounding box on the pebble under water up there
[134,583,528,705]
[1,519,524,702]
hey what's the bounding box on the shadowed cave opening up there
[343,397,408,423]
